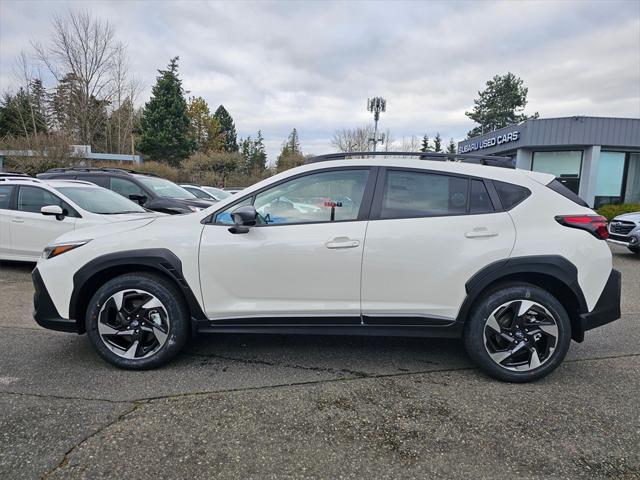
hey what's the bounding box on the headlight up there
[188,206,203,212]
[42,240,90,259]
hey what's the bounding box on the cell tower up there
[367,97,386,152]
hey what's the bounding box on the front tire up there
[464,283,571,382]
[85,273,190,369]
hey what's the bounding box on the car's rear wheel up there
[464,283,571,382]
[86,273,189,369]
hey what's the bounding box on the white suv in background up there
[32,153,621,382]
[0,176,158,262]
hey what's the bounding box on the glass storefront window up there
[532,151,582,194]
[625,153,640,204]
[594,151,626,207]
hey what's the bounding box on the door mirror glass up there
[229,205,258,234]
[41,204,65,220]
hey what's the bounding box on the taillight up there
[555,215,609,240]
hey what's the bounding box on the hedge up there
[596,203,640,221]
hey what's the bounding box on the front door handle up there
[465,227,498,238]
[325,237,360,249]
[11,218,24,223]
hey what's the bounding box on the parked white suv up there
[0,176,158,262]
[32,153,621,382]
[607,211,640,254]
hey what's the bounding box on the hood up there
[49,217,158,244]
[613,211,640,223]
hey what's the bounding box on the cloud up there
[1,0,638,162]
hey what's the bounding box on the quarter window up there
[494,181,531,210]
[380,170,468,219]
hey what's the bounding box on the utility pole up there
[367,97,386,152]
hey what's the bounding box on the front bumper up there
[32,268,79,333]
[607,233,639,250]
[575,269,621,341]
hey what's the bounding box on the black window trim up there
[204,166,379,227]
[369,167,502,221]
[16,185,81,218]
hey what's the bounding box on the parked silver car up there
[607,211,640,254]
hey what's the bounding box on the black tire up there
[85,272,190,369]
[463,283,571,383]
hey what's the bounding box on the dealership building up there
[458,116,640,208]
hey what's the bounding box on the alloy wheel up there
[97,289,170,360]
[483,300,559,371]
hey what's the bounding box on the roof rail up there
[0,176,43,183]
[305,151,515,169]
[43,166,159,177]
[44,179,97,186]
[0,172,31,178]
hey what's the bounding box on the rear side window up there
[0,185,14,209]
[469,180,494,214]
[494,180,531,210]
[380,170,468,219]
[546,179,589,207]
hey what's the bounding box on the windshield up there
[138,177,196,199]
[202,186,231,200]
[57,186,147,214]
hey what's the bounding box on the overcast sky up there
[1,0,639,162]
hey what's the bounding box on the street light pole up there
[367,97,386,152]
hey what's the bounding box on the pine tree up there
[187,96,223,153]
[447,138,457,155]
[465,72,538,138]
[433,132,442,153]
[276,128,304,172]
[137,57,195,166]
[0,88,48,137]
[214,105,238,152]
[420,134,430,152]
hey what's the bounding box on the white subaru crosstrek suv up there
[0,176,159,262]
[32,153,621,382]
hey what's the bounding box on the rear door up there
[361,168,516,323]
[10,186,78,259]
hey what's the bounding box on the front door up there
[10,186,77,259]
[198,168,374,322]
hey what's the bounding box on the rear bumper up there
[32,268,79,333]
[575,269,621,341]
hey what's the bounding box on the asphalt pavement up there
[0,245,638,479]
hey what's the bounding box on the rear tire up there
[463,283,571,382]
[85,273,189,369]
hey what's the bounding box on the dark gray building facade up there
[458,116,640,207]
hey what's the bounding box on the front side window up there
[0,185,14,210]
[215,169,370,226]
[110,177,146,199]
[380,170,468,219]
[17,186,75,216]
[184,186,212,200]
[254,169,369,225]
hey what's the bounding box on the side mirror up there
[129,194,147,205]
[228,205,258,234]
[41,204,65,221]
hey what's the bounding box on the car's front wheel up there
[85,273,190,369]
[464,283,571,382]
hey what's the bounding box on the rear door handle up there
[11,218,24,224]
[325,237,360,249]
[465,228,498,238]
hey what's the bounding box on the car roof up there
[43,179,102,188]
